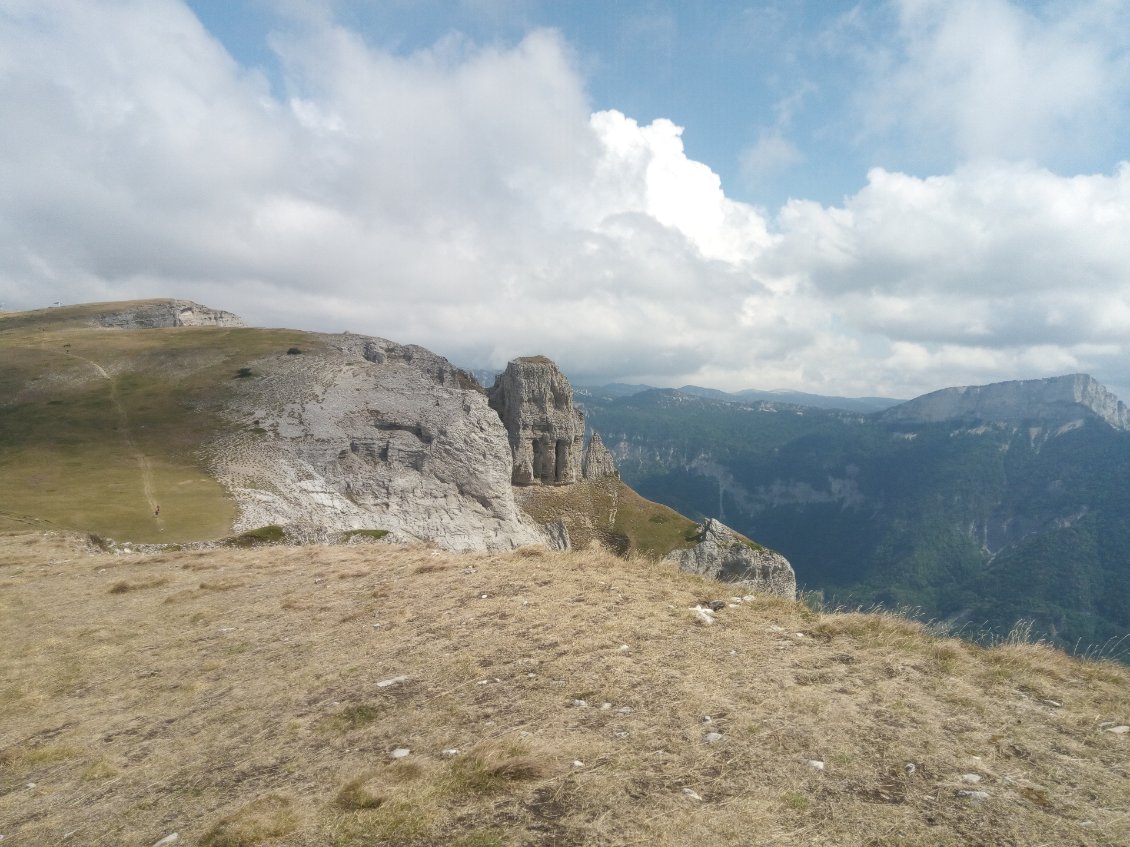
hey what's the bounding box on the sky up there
[2,1,1130,400]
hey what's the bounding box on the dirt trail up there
[66,352,163,527]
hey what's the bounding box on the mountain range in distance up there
[575,383,905,414]
[579,372,1130,660]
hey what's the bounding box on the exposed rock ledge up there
[91,299,246,329]
[666,518,797,599]
[880,374,1129,431]
[207,335,543,551]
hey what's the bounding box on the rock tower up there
[488,357,586,485]
[582,432,619,480]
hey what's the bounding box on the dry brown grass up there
[1,531,1128,846]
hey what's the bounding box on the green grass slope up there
[2,533,1128,845]
[0,302,316,542]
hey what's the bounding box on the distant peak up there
[881,374,1129,431]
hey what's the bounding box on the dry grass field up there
[2,531,1128,846]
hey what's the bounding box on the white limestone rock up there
[582,432,619,480]
[208,334,544,551]
[488,357,585,485]
[667,519,797,600]
[880,374,1130,431]
[90,299,245,329]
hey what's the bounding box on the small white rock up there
[617,706,633,714]
[442,748,460,757]
[692,606,715,625]
[572,699,588,708]
[904,763,916,775]
[480,594,489,599]
[1103,724,1129,734]
[768,624,785,632]
[702,715,713,724]
[376,675,408,688]
[807,760,825,771]
[682,788,703,801]
[960,773,982,784]
[151,835,180,847]
[600,702,612,710]
[572,760,584,768]
[958,790,990,801]
[743,595,755,602]
[613,731,629,738]
[26,783,36,789]
[390,748,411,759]
[704,732,723,743]
[619,644,631,652]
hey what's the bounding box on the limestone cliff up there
[666,518,797,599]
[90,299,246,329]
[488,357,585,485]
[880,374,1130,431]
[582,432,619,480]
[208,335,543,551]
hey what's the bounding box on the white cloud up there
[739,130,805,184]
[862,0,1130,163]
[1,1,1129,402]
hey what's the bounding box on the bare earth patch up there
[1,532,1127,845]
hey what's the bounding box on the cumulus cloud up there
[1,0,1129,401]
[862,0,1130,164]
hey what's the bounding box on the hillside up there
[581,383,1130,657]
[2,531,1128,846]
[0,301,315,542]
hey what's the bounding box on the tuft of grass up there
[335,776,387,810]
[327,797,437,846]
[445,742,547,797]
[108,576,168,594]
[199,794,298,847]
[342,529,389,542]
[322,703,386,733]
[225,525,286,547]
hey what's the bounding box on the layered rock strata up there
[880,374,1130,431]
[667,518,797,599]
[208,335,543,551]
[582,432,619,480]
[488,357,585,485]
[91,299,246,329]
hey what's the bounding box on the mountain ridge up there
[880,373,1130,431]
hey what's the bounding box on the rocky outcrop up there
[880,374,1130,431]
[207,335,543,551]
[666,518,796,599]
[91,299,246,329]
[582,432,619,480]
[488,357,585,485]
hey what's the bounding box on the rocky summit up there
[89,298,246,329]
[666,518,797,599]
[880,373,1130,431]
[488,356,586,486]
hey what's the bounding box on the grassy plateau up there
[0,302,318,543]
[2,532,1128,846]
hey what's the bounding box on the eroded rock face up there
[880,374,1130,431]
[91,299,246,329]
[488,357,585,486]
[666,518,797,599]
[582,432,619,480]
[208,335,544,551]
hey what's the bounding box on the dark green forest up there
[582,389,1130,658]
